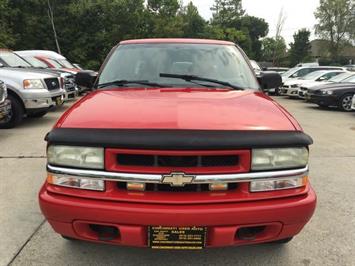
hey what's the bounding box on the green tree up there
[0,0,15,47]
[146,0,184,38]
[261,37,287,66]
[210,1,268,58]
[211,0,244,27]
[236,15,268,59]
[181,2,207,38]
[288,29,311,66]
[315,0,355,61]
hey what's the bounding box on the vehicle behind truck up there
[0,67,64,129]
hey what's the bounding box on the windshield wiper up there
[98,80,165,88]
[160,73,245,91]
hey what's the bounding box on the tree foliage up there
[260,37,287,66]
[0,0,270,69]
[288,29,311,66]
[315,0,355,61]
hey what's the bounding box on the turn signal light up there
[250,175,308,192]
[47,173,105,191]
[126,182,146,191]
[209,183,228,191]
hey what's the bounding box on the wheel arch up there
[6,86,26,113]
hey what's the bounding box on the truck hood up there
[56,88,297,131]
[0,67,56,79]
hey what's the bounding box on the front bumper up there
[307,94,338,107]
[39,184,316,248]
[63,88,78,101]
[280,87,299,97]
[22,89,64,110]
[0,100,11,121]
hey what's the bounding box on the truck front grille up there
[117,154,239,167]
[44,78,60,91]
[106,149,251,174]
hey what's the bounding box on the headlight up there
[250,175,308,192]
[23,79,45,89]
[251,147,308,171]
[47,145,104,169]
[321,90,333,95]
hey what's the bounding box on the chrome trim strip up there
[47,164,309,184]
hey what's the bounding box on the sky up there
[188,0,320,45]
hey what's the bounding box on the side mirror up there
[317,76,326,81]
[75,71,98,89]
[257,71,282,91]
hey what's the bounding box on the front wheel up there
[338,93,353,112]
[0,94,24,129]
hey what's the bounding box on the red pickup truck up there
[39,39,316,249]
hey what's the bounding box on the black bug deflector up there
[45,128,313,150]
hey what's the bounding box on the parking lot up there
[0,97,354,266]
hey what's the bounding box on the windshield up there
[23,56,48,68]
[329,72,354,82]
[0,51,32,67]
[47,58,63,68]
[302,71,325,80]
[281,67,299,77]
[58,59,75,68]
[98,43,259,90]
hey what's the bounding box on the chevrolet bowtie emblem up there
[162,172,195,187]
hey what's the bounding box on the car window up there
[329,72,353,82]
[320,72,341,80]
[302,71,325,80]
[292,68,312,78]
[282,67,300,77]
[99,43,259,90]
[343,75,355,83]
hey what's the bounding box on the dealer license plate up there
[149,226,206,250]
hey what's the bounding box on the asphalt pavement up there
[0,97,354,266]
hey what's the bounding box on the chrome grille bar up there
[47,164,309,184]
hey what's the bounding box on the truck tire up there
[338,93,353,112]
[27,110,48,118]
[0,94,24,129]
